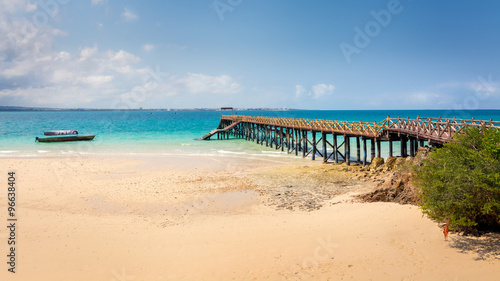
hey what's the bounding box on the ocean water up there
[1,110,499,159]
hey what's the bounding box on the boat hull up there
[36,135,95,142]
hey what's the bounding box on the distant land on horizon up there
[2,106,500,112]
[0,106,293,112]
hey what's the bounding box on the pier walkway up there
[201,115,500,166]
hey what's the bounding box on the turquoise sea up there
[1,110,500,159]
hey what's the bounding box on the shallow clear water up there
[1,109,499,159]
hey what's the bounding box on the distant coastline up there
[0,106,293,112]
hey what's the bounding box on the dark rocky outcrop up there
[357,147,430,205]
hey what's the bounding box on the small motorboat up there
[36,130,96,142]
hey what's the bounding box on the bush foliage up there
[415,127,500,232]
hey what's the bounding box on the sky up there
[1,0,500,110]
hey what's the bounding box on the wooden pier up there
[201,115,500,166]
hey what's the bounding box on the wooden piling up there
[389,139,393,157]
[205,114,498,165]
[362,138,367,167]
[322,132,327,163]
[409,138,415,157]
[345,136,350,166]
[370,139,375,162]
[280,128,284,152]
[288,129,291,152]
[302,131,307,158]
[376,139,381,158]
[333,134,339,163]
[400,135,407,157]
[311,131,316,161]
[265,126,269,147]
[295,129,299,156]
[356,137,361,163]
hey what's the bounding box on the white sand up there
[0,155,499,281]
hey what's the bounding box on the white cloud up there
[0,2,145,108]
[26,1,37,12]
[79,46,98,61]
[121,8,138,21]
[143,44,155,51]
[75,75,114,86]
[437,78,499,96]
[108,50,141,64]
[0,3,243,109]
[177,72,242,95]
[311,84,335,99]
[295,84,305,98]
[295,84,335,99]
[0,0,27,14]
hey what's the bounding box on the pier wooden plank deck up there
[202,114,500,166]
[199,121,241,140]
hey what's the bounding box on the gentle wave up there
[217,150,248,155]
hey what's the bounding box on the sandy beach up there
[1,155,499,281]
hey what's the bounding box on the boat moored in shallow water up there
[36,130,95,142]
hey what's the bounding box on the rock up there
[356,172,421,205]
[385,156,397,170]
[415,147,430,162]
[394,157,406,167]
[369,157,385,171]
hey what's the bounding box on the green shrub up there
[415,127,500,233]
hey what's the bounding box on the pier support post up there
[302,131,307,158]
[262,126,265,145]
[285,128,293,154]
[400,135,407,157]
[322,132,327,163]
[263,125,266,145]
[273,128,276,148]
[256,125,260,144]
[376,139,381,158]
[410,138,415,157]
[295,129,299,156]
[270,128,274,148]
[356,137,361,163]
[389,139,393,157]
[345,136,350,166]
[370,139,376,162]
[334,134,339,163]
[281,128,285,152]
[312,131,316,161]
[302,131,309,153]
[273,128,277,149]
[265,126,269,147]
[363,138,367,167]
[419,139,425,147]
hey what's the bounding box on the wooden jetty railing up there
[199,121,241,140]
[201,114,500,166]
[386,116,500,143]
[221,115,386,137]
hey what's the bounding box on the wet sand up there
[1,155,499,280]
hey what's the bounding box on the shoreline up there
[1,155,499,280]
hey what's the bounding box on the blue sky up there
[1,0,499,110]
